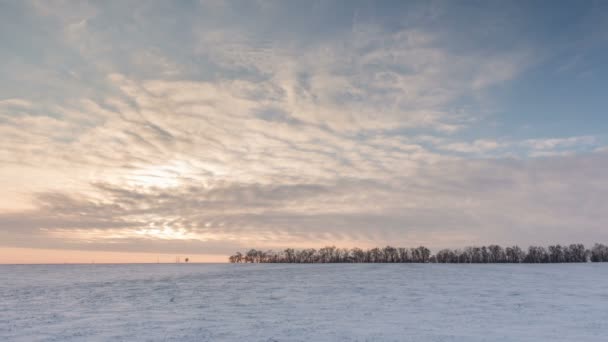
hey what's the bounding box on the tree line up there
[229,243,608,263]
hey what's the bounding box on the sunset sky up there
[2,1,608,263]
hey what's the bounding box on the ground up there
[2,264,607,341]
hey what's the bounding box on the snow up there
[2,264,607,341]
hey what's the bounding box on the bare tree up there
[228,243,605,263]
[591,243,608,262]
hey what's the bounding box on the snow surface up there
[2,263,607,341]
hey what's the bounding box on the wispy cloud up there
[1,1,607,258]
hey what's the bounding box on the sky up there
[1,0,608,263]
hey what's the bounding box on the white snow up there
[2,264,608,341]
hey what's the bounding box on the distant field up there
[2,264,607,341]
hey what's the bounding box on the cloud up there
[440,139,502,154]
[0,2,606,258]
[434,136,600,157]
[3,151,608,253]
[521,136,597,150]
[0,98,32,109]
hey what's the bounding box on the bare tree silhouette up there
[229,243,604,263]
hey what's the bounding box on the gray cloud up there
[3,151,608,254]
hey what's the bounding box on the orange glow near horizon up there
[0,247,228,264]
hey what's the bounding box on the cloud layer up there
[1,1,607,258]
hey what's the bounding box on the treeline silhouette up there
[229,243,608,263]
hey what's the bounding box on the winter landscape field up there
[2,264,607,341]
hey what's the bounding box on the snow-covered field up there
[2,264,607,341]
